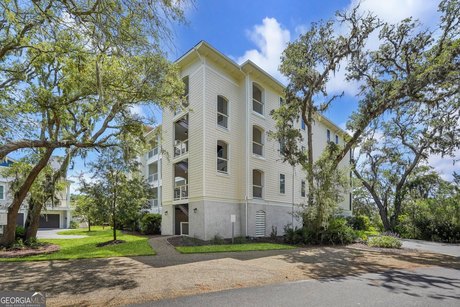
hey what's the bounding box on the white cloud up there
[349,0,439,25]
[129,104,146,118]
[428,150,460,181]
[236,17,290,83]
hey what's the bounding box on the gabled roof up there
[175,40,349,138]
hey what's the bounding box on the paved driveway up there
[37,229,87,239]
[402,239,460,257]
[130,266,460,307]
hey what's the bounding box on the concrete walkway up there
[142,236,299,267]
[402,239,460,257]
[37,229,87,239]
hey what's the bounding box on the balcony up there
[174,139,188,158]
[148,147,159,159]
[148,173,158,183]
[174,114,189,159]
[174,184,188,201]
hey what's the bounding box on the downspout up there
[245,73,250,237]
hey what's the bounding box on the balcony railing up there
[174,184,188,200]
[150,199,159,208]
[174,97,189,116]
[148,147,159,159]
[174,139,188,158]
[148,173,158,182]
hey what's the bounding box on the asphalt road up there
[402,239,460,257]
[129,266,460,307]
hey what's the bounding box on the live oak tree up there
[0,156,65,240]
[352,99,460,232]
[271,6,380,210]
[271,0,459,227]
[0,0,187,246]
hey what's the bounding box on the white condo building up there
[140,41,352,240]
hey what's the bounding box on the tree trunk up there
[88,218,91,232]
[112,174,118,241]
[0,148,54,246]
[25,200,44,241]
[378,207,392,232]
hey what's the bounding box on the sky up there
[67,0,457,190]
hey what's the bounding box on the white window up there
[217,140,228,174]
[301,119,306,130]
[217,95,228,128]
[279,139,286,155]
[301,180,306,197]
[253,169,263,198]
[0,185,4,200]
[327,129,331,142]
[279,174,286,194]
[335,135,339,144]
[252,126,264,156]
[252,83,264,115]
[279,97,284,106]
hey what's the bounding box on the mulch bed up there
[168,236,286,247]
[0,244,60,258]
[96,240,126,247]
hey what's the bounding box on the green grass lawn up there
[0,226,154,262]
[176,243,296,254]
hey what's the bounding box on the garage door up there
[16,213,24,227]
[39,214,60,228]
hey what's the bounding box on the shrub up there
[321,217,356,245]
[25,237,45,248]
[368,235,402,249]
[11,238,25,250]
[140,213,162,235]
[283,225,306,245]
[270,226,278,239]
[210,234,225,245]
[347,215,371,231]
[69,220,79,229]
[15,226,25,240]
[233,236,247,244]
[284,218,355,245]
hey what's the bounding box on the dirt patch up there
[0,244,60,258]
[96,240,126,247]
